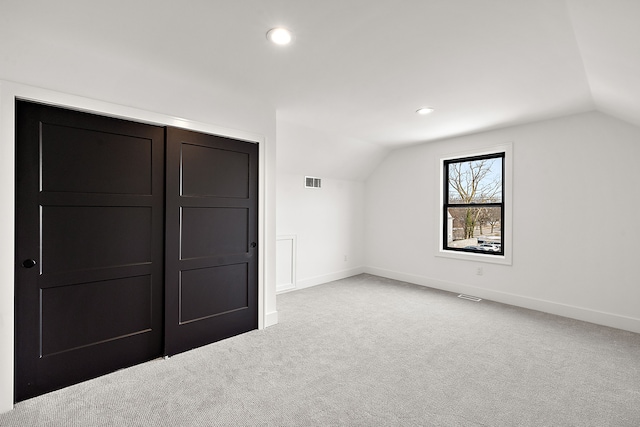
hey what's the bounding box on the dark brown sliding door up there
[164,127,258,356]
[15,102,259,402]
[15,101,165,401]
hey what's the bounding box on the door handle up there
[250,242,257,248]
[22,259,37,269]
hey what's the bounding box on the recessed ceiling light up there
[267,28,293,45]
[416,107,435,115]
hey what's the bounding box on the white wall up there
[275,121,387,290]
[277,173,365,289]
[365,111,640,333]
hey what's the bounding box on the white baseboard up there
[295,267,366,291]
[275,284,296,295]
[364,266,640,334]
[265,310,278,328]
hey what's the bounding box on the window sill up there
[436,249,512,265]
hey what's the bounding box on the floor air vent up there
[457,294,482,302]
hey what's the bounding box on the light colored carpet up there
[1,274,639,426]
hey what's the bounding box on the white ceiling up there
[2,0,638,148]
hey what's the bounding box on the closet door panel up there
[15,101,165,402]
[165,127,258,356]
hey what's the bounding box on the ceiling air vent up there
[305,176,321,189]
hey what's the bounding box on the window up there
[443,152,504,256]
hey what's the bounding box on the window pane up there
[448,157,502,204]
[445,206,502,251]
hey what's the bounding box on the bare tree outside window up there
[443,153,504,255]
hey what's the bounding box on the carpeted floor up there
[1,274,639,426]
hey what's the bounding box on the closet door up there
[165,127,258,356]
[15,101,165,401]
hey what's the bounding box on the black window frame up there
[443,152,505,256]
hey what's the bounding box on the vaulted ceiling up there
[2,0,638,148]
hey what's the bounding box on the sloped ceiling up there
[567,0,640,129]
[0,0,637,148]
